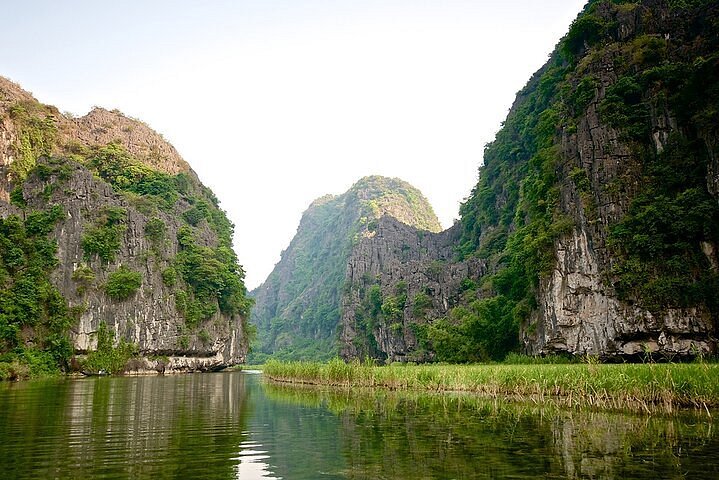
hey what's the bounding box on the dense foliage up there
[0,206,73,379]
[82,143,182,211]
[607,58,719,311]
[82,322,138,374]
[175,227,252,328]
[81,206,127,263]
[104,266,143,300]
[6,101,57,181]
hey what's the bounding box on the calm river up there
[0,371,717,479]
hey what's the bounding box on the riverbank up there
[262,359,719,414]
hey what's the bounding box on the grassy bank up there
[263,359,719,413]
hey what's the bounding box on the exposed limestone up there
[17,156,247,371]
[62,107,191,176]
[524,228,714,358]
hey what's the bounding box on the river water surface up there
[0,371,717,479]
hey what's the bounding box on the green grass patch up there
[263,359,719,413]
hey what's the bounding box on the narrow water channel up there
[0,371,716,479]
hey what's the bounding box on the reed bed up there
[262,359,719,414]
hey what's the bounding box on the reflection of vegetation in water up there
[264,381,719,479]
[0,374,252,480]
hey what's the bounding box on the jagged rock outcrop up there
[339,216,485,361]
[250,176,442,361]
[1,77,190,202]
[0,77,250,373]
[62,107,191,175]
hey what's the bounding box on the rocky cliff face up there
[523,0,719,358]
[250,176,441,361]
[0,77,250,374]
[339,217,485,361]
[339,0,719,362]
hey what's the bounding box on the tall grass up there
[263,359,719,414]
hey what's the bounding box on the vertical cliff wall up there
[339,217,485,362]
[523,0,719,357]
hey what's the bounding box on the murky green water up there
[0,371,717,479]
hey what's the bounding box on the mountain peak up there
[250,175,441,361]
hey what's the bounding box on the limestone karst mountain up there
[249,175,441,361]
[339,0,719,362]
[0,77,252,375]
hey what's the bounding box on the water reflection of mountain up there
[262,382,719,479]
[0,373,252,479]
[243,374,347,479]
[1,374,717,479]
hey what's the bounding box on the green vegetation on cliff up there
[81,206,127,263]
[251,176,441,363]
[1,93,252,376]
[82,322,138,374]
[76,142,253,329]
[175,226,252,328]
[104,266,143,301]
[426,0,719,362]
[6,100,57,182]
[0,205,73,379]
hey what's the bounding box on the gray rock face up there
[19,159,247,371]
[519,2,718,359]
[524,228,714,358]
[339,216,485,361]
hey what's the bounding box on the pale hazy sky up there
[1,0,586,288]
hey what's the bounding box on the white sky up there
[1,0,586,288]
